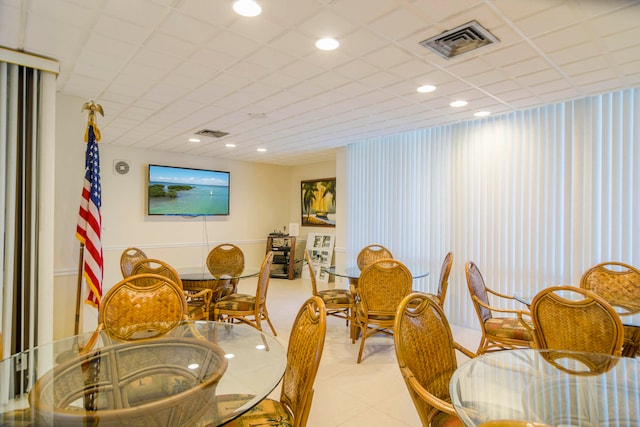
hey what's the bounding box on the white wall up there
[53,94,337,338]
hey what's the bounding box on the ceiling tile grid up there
[1,0,639,165]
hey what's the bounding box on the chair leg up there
[356,322,367,363]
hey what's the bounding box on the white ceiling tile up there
[587,3,640,37]
[339,28,389,58]
[334,59,379,80]
[601,27,640,52]
[545,42,601,66]
[531,24,593,54]
[144,32,197,58]
[228,15,287,44]
[502,57,552,78]
[298,9,357,38]
[512,3,579,38]
[331,0,398,25]
[159,12,217,45]
[93,14,148,44]
[362,45,414,69]
[368,6,428,41]
[207,31,261,57]
[103,0,166,26]
[268,30,315,57]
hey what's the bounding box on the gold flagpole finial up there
[82,100,104,142]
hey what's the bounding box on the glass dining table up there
[0,321,286,426]
[179,266,260,302]
[450,348,640,426]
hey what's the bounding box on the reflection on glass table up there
[0,321,286,427]
[179,266,260,301]
[450,348,639,427]
[322,263,430,280]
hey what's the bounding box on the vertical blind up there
[347,88,639,329]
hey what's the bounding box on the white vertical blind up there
[347,88,640,329]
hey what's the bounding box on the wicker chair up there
[213,251,277,335]
[305,249,353,328]
[355,258,412,363]
[86,273,190,347]
[427,251,453,307]
[530,285,624,357]
[206,243,245,297]
[119,247,148,278]
[580,261,640,357]
[218,296,326,427]
[356,244,393,270]
[465,261,534,354]
[131,258,213,320]
[394,293,476,427]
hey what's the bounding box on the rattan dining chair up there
[530,285,624,356]
[206,243,245,297]
[119,247,148,278]
[356,244,393,270]
[580,261,640,357]
[465,261,534,354]
[213,251,277,335]
[305,249,353,329]
[131,258,213,320]
[394,293,476,427]
[426,251,453,308]
[215,296,326,427]
[355,258,412,363]
[85,273,190,349]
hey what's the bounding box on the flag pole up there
[74,100,104,336]
[74,243,85,336]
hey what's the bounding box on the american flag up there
[76,124,103,308]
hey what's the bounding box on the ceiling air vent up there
[195,129,229,138]
[419,20,498,59]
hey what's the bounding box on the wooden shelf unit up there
[266,235,296,280]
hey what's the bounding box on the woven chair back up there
[436,252,454,306]
[358,259,412,316]
[99,273,188,341]
[120,247,148,278]
[356,244,393,270]
[130,258,183,288]
[465,261,492,322]
[206,243,245,277]
[580,261,640,313]
[279,296,326,427]
[530,286,624,356]
[394,293,459,426]
[255,251,274,308]
[304,249,320,296]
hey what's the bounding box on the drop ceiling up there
[1,0,639,166]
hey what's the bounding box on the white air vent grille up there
[419,20,498,59]
[196,129,230,138]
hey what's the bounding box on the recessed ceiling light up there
[225,143,236,148]
[315,37,339,51]
[188,138,200,142]
[450,100,468,107]
[257,148,267,152]
[474,111,490,117]
[417,85,436,93]
[233,0,261,17]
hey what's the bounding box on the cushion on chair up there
[220,398,292,427]
[484,317,534,341]
[355,303,394,321]
[187,304,207,320]
[215,294,256,311]
[431,411,464,427]
[318,289,351,305]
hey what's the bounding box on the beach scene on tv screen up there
[148,165,229,215]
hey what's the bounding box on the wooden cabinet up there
[266,235,296,280]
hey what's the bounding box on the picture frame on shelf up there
[301,178,336,227]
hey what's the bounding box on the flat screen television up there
[147,164,230,216]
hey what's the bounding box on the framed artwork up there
[301,178,336,227]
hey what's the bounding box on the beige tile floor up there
[235,275,482,427]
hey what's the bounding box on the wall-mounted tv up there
[147,164,230,216]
